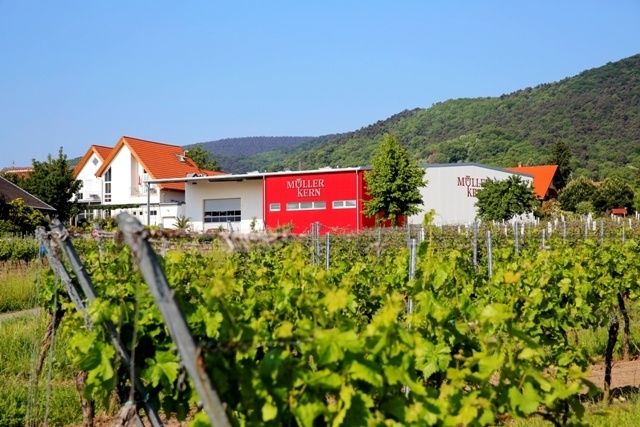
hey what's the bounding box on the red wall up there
[265,170,375,234]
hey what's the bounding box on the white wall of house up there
[105,145,160,205]
[99,145,188,227]
[75,153,104,202]
[409,164,534,226]
[186,179,264,233]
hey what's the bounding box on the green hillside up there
[248,54,640,179]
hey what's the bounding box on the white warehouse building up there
[409,163,534,226]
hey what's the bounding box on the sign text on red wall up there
[287,178,325,197]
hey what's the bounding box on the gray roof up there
[0,176,56,211]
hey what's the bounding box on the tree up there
[186,145,220,171]
[592,176,634,212]
[364,134,424,225]
[475,176,537,221]
[23,147,81,222]
[0,198,46,234]
[549,140,573,190]
[558,176,596,212]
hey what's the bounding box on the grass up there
[572,303,640,362]
[513,393,640,426]
[0,262,42,313]
[0,310,82,426]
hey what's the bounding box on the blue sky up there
[1,1,639,166]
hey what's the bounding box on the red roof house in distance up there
[91,136,224,227]
[0,165,34,178]
[506,164,559,200]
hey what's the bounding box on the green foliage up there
[575,201,595,215]
[0,238,39,262]
[173,215,191,231]
[186,145,220,171]
[0,198,47,234]
[23,147,81,222]
[364,134,424,225]
[475,176,538,221]
[549,140,574,190]
[41,229,640,426]
[559,176,597,212]
[592,176,635,212]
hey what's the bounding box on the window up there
[286,201,326,211]
[269,203,281,212]
[332,200,357,209]
[150,210,157,216]
[104,167,112,202]
[92,157,99,166]
[204,198,241,223]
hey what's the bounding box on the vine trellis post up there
[116,213,231,427]
[38,224,162,427]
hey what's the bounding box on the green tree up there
[364,134,424,225]
[475,176,537,221]
[558,176,596,212]
[23,147,81,222]
[549,140,573,190]
[0,198,47,234]
[186,145,220,171]
[592,176,634,212]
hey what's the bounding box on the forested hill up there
[243,54,640,179]
[185,136,316,172]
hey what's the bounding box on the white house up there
[409,163,534,226]
[82,136,223,227]
[74,145,113,204]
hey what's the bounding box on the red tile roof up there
[95,136,224,191]
[1,166,34,178]
[611,207,628,216]
[506,164,558,199]
[73,145,113,177]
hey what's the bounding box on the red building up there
[152,167,379,234]
[263,168,375,234]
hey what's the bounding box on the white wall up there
[107,145,161,205]
[409,164,533,225]
[108,203,185,228]
[186,179,264,233]
[75,153,104,202]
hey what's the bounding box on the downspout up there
[146,182,151,226]
[356,170,360,232]
[262,176,266,231]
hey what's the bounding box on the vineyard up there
[20,214,640,426]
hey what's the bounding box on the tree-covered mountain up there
[185,136,316,172]
[234,54,640,180]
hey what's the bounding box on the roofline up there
[422,162,534,178]
[73,144,113,177]
[95,136,195,179]
[120,135,184,149]
[145,166,371,184]
[0,176,56,211]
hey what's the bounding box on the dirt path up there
[587,359,640,389]
[0,307,41,323]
